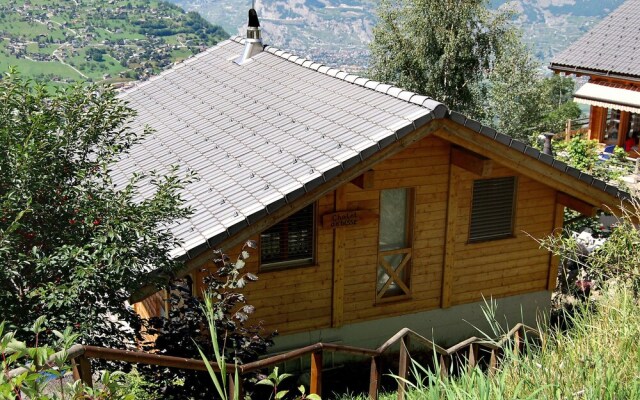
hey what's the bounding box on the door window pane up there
[379,188,409,251]
[377,188,413,300]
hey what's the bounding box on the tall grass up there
[338,284,640,399]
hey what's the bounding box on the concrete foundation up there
[269,291,550,355]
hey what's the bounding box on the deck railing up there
[8,323,540,400]
[559,117,590,142]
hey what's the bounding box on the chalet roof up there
[549,0,640,80]
[114,36,632,263]
[114,37,446,259]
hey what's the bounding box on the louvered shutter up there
[260,204,314,266]
[469,177,516,242]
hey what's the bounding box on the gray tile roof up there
[115,36,632,262]
[113,37,446,259]
[550,0,640,79]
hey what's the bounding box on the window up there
[469,177,516,242]
[377,188,414,300]
[260,204,314,268]
[604,109,620,144]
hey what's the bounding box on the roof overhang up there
[131,111,636,303]
[574,82,640,114]
[550,64,640,84]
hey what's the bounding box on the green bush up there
[0,70,192,349]
[0,318,134,399]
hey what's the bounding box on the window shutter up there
[469,177,516,242]
[260,204,314,266]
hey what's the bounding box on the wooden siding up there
[342,136,449,323]
[449,165,554,305]
[167,135,558,336]
[133,291,165,319]
[192,191,335,335]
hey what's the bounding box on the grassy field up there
[0,49,83,80]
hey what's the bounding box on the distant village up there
[0,0,222,84]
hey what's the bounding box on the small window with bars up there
[260,204,315,269]
[469,177,516,242]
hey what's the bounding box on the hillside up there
[0,0,227,86]
[168,0,624,69]
[494,0,624,60]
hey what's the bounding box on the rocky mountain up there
[171,0,376,70]
[493,0,624,60]
[168,0,625,68]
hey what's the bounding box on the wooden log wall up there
[448,166,555,306]
[171,135,558,336]
[133,291,165,319]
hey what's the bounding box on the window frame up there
[375,187,415,303]
[259,203,316,271]
[468,177,517,243]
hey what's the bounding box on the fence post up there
[467,343,478,372]
[228,373,243,399]
[73,355,93,389]
[397,336,409,400]
[489,349,498,377]
[310,351,322,397]
[565,119,571,142]
[369,356,381,400]
[514,328,522,356]
[439,354,450,380]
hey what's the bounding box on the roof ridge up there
[230,35,446,114]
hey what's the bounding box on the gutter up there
[549,64,640,84]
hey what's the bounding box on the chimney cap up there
[248,8,260,28]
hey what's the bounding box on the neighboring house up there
[550,0,640,154]
[116,12,633,353]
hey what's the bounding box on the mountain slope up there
[493,0,624,60]
[0,0,227,86]
[168,0,624,68]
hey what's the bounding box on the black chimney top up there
[248,8,260,28]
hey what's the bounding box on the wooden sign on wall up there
[322,210,377,229]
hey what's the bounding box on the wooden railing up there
[8,323,540,400]
[559,117,590,142]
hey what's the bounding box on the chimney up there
[235,8,263,65]
[539,132,555,156]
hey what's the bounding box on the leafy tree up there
[369,0,512,116]
[483,35,581,142]
[370,0,581,143]
[538,74,582,134]
[482,32,543,140]
[0,70,192,348]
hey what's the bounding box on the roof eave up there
[130,111,636,303]
[129,117,448,303]
[549,63,640,84]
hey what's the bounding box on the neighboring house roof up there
[550,0,640,80]
[114,36,632,267]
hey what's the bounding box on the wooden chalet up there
[115,12,633,353]
[550,0,640,155]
